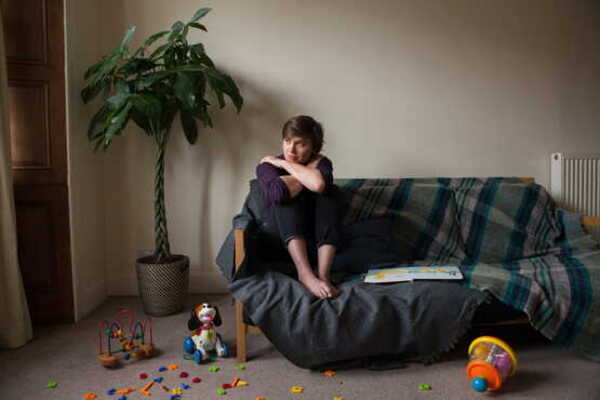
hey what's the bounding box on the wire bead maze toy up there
[97,308,155,368]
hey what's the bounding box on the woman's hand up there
[260,155,284,168]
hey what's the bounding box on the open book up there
[364,265,463,283]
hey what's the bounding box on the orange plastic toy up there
[466,336,517,392]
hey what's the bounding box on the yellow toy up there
[466,336,517,392]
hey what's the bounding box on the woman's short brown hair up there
[281,115,324,155]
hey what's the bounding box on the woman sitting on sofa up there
[256,115,341,299]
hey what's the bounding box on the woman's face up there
[282,134,313,164]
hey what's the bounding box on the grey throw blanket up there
[216,180,489,369]
[229,271,487,369]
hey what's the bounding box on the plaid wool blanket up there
[335,177,600,362]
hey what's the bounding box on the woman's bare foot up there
[298,272,336,299]
[321,279,339,298]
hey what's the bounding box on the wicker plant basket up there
[136,255,190,317]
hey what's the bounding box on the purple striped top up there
[256,154,334,207]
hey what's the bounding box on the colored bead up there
[192,377,201,383]
[179,372,189,378]
[471,377,488,392]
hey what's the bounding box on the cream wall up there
[79,0,600,295]
[65,0,107,319]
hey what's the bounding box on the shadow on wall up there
[196,68,289,273]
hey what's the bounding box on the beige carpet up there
[1,294,599,400]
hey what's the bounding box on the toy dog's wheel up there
[183,337,195,354]
[219,344,230,358]
[98,353,119,368]
[193,349,207,364]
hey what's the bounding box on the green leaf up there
[130,93,163,120]
[149,43,171,60]
[205,71,227,108]
[87,104,110,141]
[103,102,133,148]
[189,8,211,23]
[173,72,197,109]
[117,58,157,75]
[160,100,178,133]
[84,56,107,80]
[188,22,207,32]
[192,107,213,128]
[190,44,215,67]
[144,30,170,48]
[106,92,130,110]
[115,78,130,94]
[169,21,185,42]
[180,110,198,144]
[89,52,120,87]
[137,71,171,90]
[81,82,103,104]
[130,107,152,133]
[220,73,244,112]
[119,26,136,52]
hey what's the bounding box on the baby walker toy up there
[97,308,155,368]
[466,336,517,392]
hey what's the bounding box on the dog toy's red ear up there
[213,306,222,326]
[188,309,200,330]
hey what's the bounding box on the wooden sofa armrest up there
[234,228,261,363]
[582,216,600,227]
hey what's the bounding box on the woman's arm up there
[261,155,326,193]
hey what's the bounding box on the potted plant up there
[81,8,243,316]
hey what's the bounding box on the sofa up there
[216,177,600,369]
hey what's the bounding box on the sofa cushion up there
[332,217,402,274]
[335,179,466,264]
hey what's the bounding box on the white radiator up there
[551,152,600,242]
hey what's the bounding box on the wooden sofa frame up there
[232,178,600,362]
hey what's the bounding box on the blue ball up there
[471,377,488,392]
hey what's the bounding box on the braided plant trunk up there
[154,134,171,263]
[135,130,189,317]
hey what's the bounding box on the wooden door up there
[2,0,73,323]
